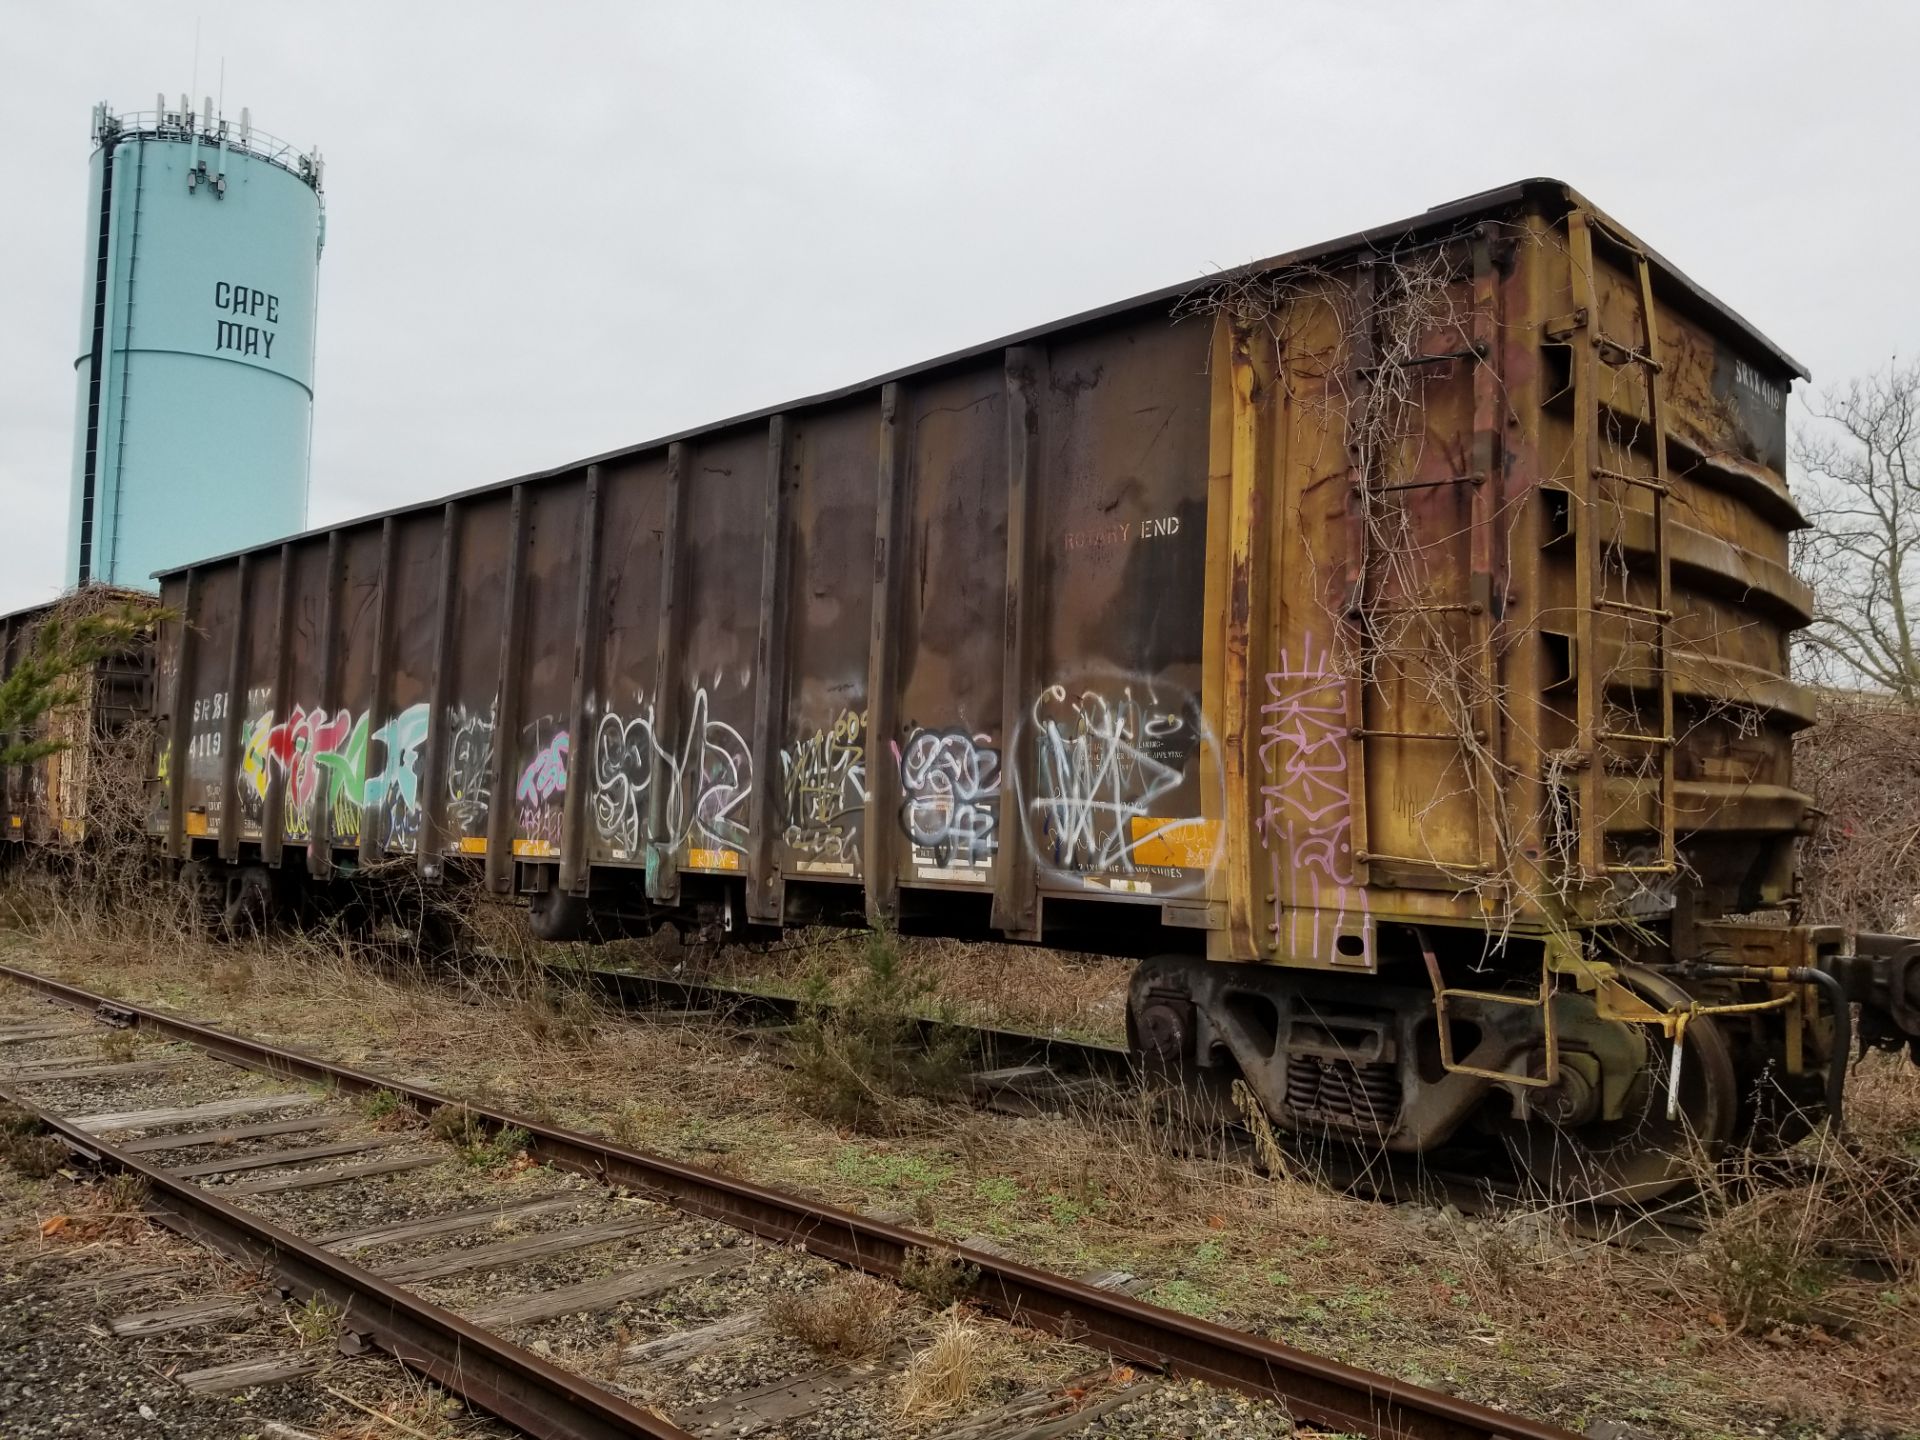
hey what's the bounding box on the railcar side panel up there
[439,496,511,855]
[1021,317,1216,905]
[891,364,1009,893]
[509,481,585,860]
[779,399,881,888]
[368,511,440,856]
[234,549,283,843]
[180,565,238,841]
[671,429,765,880]
[585,451,671,870]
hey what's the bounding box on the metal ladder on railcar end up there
[1565,209,1678,887]
[1422,216,1680,1093]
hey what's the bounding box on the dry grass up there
[1692,1124,1920,1336]
[899,1307,990,1418]
[95,1026,138,1063]
[513,982,598,1050]
[766,1272,903,1360]
[319,1376,473,1440]
[30,1170,154,1244]
[0,1103,66,1180]
[5,904,1919,1435]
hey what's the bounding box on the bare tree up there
[1792,359,1920,698]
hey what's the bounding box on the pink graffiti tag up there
[1258,637,1369,963]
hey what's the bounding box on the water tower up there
[67,96,324,587]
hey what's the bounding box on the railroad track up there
[0,959,1581,1440]
[559,962,1134,1087]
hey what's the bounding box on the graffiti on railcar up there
[1016,677,1220,895]
[590,686,754,867]
[211,699,435,849]
[781,708,866,875]
[1258,636,1369,964]
[266,705,363,842]
[363,703,431,851]
[236,688,275,836]
[514,719,570,856]
[445,703,495,836]
[896,724,999,879]
[590,704,654,855]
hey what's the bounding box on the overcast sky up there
[2,1,1915,612]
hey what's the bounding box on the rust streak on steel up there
[0,961,1580,1440]
[0,1079,693,1440]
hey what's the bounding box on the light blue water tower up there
[67,95,324,587]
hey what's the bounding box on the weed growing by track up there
[786,926,971,1130]
[0,1102,65,1179]
[429,1105,531,1170]
[358,1087,410,1125]
[288,1295,344,1348]
[766,1272,903,1359]
[899,1306,990,1418]
[898,1246,980,1308]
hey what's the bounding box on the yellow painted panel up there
[688,848,742,872]
[1129,816,1219,869]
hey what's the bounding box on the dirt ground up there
[2,908,1916,1440]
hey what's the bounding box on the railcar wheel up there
[1503,966,1739,1207]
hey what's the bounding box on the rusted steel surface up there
[0,1076,695,1439]
[0,962,1582,1440]
[151,178,1809,964]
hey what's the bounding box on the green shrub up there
[786,926,969,1129]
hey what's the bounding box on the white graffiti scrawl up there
[896,726,999,868]
[1017,676,1221,894]
[1258,636,1370,963]
[591,687,754,859]
[444,703,495,834]
[781,709,867,872]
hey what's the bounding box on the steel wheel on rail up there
[1502,965,1739,1207]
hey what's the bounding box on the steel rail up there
[0,1079,693,1440]
[0,960,1580,1440]
[560,963,1135,1081]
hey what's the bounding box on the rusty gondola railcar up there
[147,179,1920,1200]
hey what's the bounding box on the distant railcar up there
[140,179,1920,1200]
[0,589,157,849]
